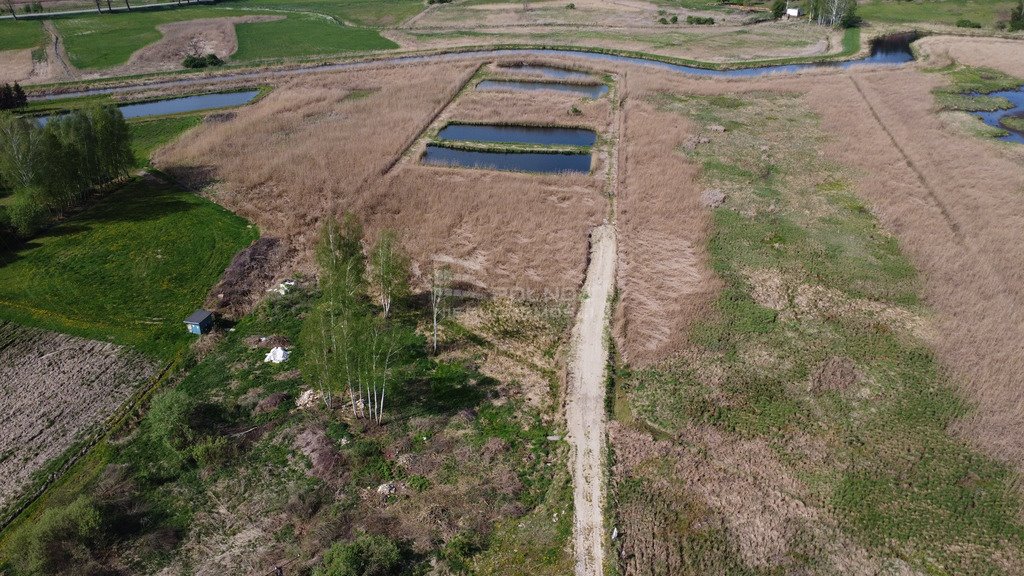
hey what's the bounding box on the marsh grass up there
[616,91,1024,574]
[932,64,1024,111]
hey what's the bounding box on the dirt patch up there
[809,356,861,392]
[293,425,342,482]
[206,237,290,319]
[0,49,34,84]
[115,15,284,75]
[0,321,156,511]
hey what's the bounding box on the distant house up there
[184,309,214,335]
[786,7,803,17]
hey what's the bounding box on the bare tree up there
[3,0,17,20]
[124,0,131,11]
[93,0,103,13]
[369,230,410,318]
[430,264,452,354]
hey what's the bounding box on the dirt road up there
[566,223,616,576]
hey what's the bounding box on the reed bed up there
[155,59,605,294]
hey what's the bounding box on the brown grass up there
[917,35,1024,77]
[0,321,155,512]
[613,83,719,366]
[156,60,606,293]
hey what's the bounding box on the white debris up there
[267,279,297,296]
[376,482,396,496]
[264,346,289,363]
[546,435,562,441]
[296,389,322,409]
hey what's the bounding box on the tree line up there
[0,106,133,238]
[0,84,28,111]
[300,214,453,424]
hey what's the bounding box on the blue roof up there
[184,309,213,324]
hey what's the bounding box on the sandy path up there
[566,223,616,576]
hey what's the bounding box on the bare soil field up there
[0,321,155,512]
[0,49,34,84]
[111,15,285,76]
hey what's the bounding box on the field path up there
[566,223,616,576]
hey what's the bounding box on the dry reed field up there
[0,321,155,512]
[156,59,609,295]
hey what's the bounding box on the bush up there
[1010,0,1024,31]
[686,15,715,24]
[314,534,404,576]
[11,496,102,576]
[772,0,786,18]
[670,14,678,23]
[956,18,982,28]
[658,16,668,24]
[8,188,49,237]
[182,53,224,69]
[566,2,575,7]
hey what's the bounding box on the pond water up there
[422,145,591,173]
[38,90,260,125]
[476,80,609,98]
[438,123,597,146]
[973,87,1024,145]
[496,64,596,81]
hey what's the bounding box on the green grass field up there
[128,114,203,166]
[46,5,396,70]
[0,19,45,51]
[859,0,1019,25]
[0,177,256,358]
[233,13,396,61]
[231,0,424,26]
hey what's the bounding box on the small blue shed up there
[184,309,214,335]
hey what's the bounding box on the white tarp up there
[264,346,289,363]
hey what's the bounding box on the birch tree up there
[430,264,452,354]
[369,230,410,319]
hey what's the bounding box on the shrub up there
[314,534,404,576]
[566,1,575,7]
[182,53,224,69]
[772,0,786,18]
[8,188,49,237]
[140,389,197,478]
[670,14,678,23]
[686,15,715,24]
[956,18,982,28]
[11,496,102,575]
[568,105,582,116]
[658,16,668,24]
[1010,0,1024,31]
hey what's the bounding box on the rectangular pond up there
[422,145,591,174]
[476,80,608,99]
[497,64,596,82]
[438,123,597,146]
[38,90,260,126]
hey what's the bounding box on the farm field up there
[0,175,256,358]
[3,0,1024,574]
[0,321,156,514]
